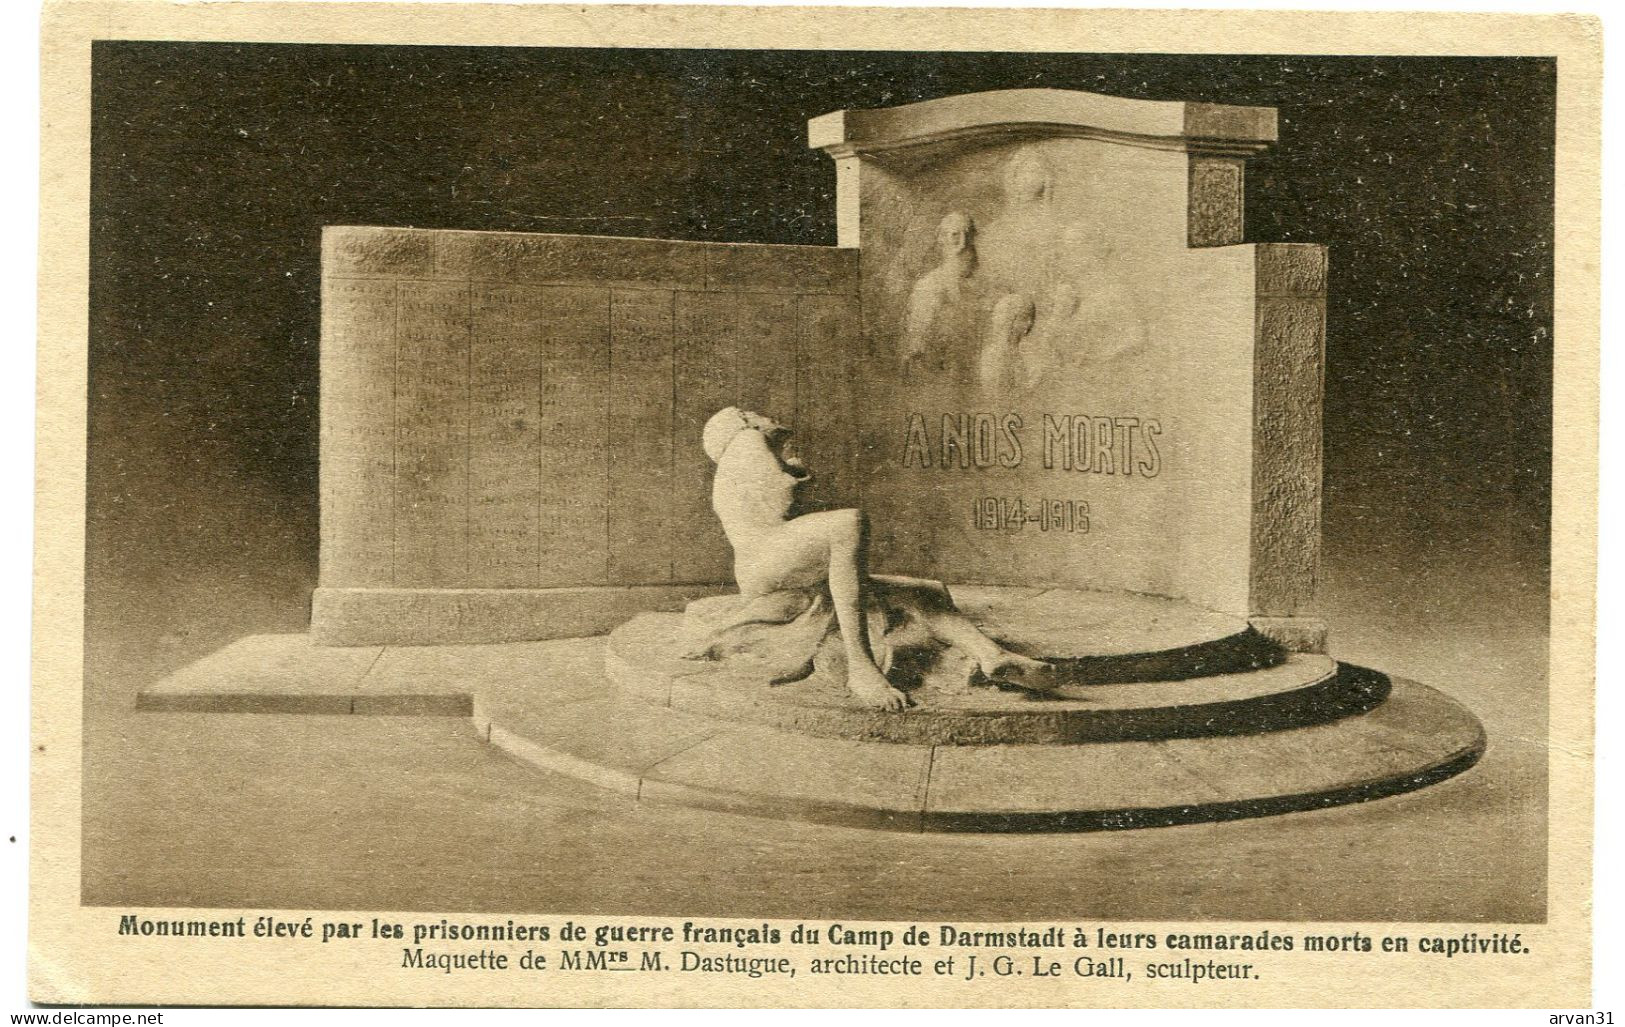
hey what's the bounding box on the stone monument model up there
[145,88,1486,832]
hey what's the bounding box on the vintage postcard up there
[30,1,1600,1009]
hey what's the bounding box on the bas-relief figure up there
[896,149,1157,391]
[977,151,1055,286]
[977,292,1036,391]
[899,212,977,375]
[680,406,1057,710]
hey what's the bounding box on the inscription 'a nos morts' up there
[900,412,1163,477]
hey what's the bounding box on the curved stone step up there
[476,656,1485,833]
[949,585,1285,684]
[607,613,1364,746]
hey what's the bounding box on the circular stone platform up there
[608,612,1376,746]
[461,637,1488,833]
[139,618,1487,833]
[945,585,1283,683]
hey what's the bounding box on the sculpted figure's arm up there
[712,428,802,531]
[901,212,976,370]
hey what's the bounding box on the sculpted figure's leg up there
[733,510,910,711]
[922,610,1058,691]
[822,510,911,711]
[872,578,1056,692]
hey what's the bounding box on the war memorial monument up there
[143,87,1486,832]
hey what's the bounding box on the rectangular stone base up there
[310,585,731,646]
[1249,616,1329,654]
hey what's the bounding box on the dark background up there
[82,43,1555,921]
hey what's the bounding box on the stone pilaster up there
[1250,243,1328,647]
[1188,156,1246,247]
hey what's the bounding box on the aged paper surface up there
[31,1,1600,1009]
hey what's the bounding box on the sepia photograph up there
[26,0,1601,1009]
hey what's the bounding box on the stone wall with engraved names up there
[315,227,860,645]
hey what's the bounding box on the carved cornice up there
[810,88,1277,161]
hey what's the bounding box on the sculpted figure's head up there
[1003,152,1051,206]
[703,406,750,463]
[703,407,804,476]
[935,212,975,256]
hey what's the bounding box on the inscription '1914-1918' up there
[973,498,1091,533]
[900,412,1163,477]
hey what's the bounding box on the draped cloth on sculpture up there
[678,575,961,688]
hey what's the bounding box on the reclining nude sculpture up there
[679,407,1058,711]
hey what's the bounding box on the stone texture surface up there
[1188,156,1245,247]
[310,584,730,646]
[641,728,933,831]
[703,243,859,295]
[325,227,859,294]
[139,634,606,716]
[436,231,706,290]
[791,293,862,511]
[492,697,723,795]
[923,739,1226,820]
[537,286,612,586]
[1251,244,1328,618]
[136,631,1485,834]
[605,287,677,584]
[468,285,545,587]
[136,634,382,713]
[920,677,1479,832]
[1250,615,1330,654]
[1256,241,1330,295]
[393,281,471,587]
[322,226,436,279]
[319,278,396,587]
[1158,678,1484,806]
[1182,101,1279,144]
[364,641,606,705]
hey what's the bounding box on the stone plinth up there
[809,88,1324,642]
[603,585,1337,748]
[606,610,1370,746]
